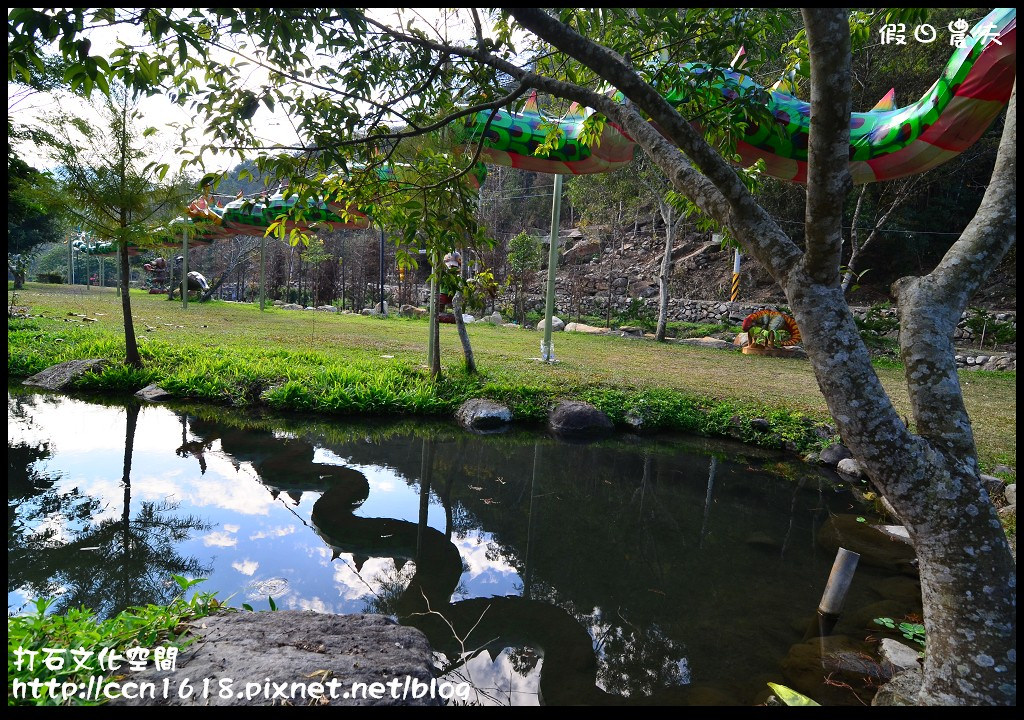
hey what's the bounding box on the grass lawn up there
[7,283,1016,471]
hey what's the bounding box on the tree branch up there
[892,82,1015,453]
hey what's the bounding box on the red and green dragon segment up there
[174,8,1013,242]
[465,7,1015,183]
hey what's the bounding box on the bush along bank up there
[9,319,835,456]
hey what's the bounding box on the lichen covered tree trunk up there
[452,291,476,374]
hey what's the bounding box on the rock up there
[878,638,921,674]
[993,464,1012,475]
[1004,483,1016,506]
[455,399,512,433]
[750,418,771,433]
[867,576,921,604]
[399,304,427,319]
[564,322,606,334]
[980,474,1004,499]
[316,305,339,312]
[818,515,918,573]
[536,316,565,333]
[818,443,852,467]
[623,412,645,432]
[107,612,440,706]
[135,384,172,402]
[461,314,475,324]
[272,300,284,306]
[872,525,912,546]
[480,311,504,324]
[548,400,613,439]
[563,238,601,264]
[24,358,109,390]
[733,332,748,346]
[676,337,733,350]
[373,301,389,314]
[872,669,922,706]
[502,323,520,328]
[836,457,867,479]
[781,636,888,705]
[360,308,378,316]
[281,303,303,310]
[618,325,644,337]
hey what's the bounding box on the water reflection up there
[8,389,913,705]
[8,396,210,615]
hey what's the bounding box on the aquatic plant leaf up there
[767,682,821,706]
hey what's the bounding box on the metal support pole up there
[541,173,563,362]
[427,251,438,365]
[731,249,742,302]
[259,234,266,310]
[817,547,860,636]
[181,226,189,310]
[379,227,386,316]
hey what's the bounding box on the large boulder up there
[564,322,606,334]
[24,358,109,390]
[399,304,427,319]
[480,311,504,325]
[536,316,565,333]
[563,238,601,264]
[548,400,613,439]
[108,612,440,706]
[676,336,733,350]
[456,399,512,433]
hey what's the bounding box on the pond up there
[8,387,921,705]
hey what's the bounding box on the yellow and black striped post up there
[730,250,742,302]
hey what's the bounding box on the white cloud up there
[202,530,237,547]
[231,559,259,576]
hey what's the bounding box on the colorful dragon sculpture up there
[110,8,1016,245]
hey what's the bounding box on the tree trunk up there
[118,241,142,368]
[655,201,676,341]
[452,291,476,374]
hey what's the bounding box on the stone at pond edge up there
[872,669,922,706]
[108,611,440,707]
[818,514,917,574]
[750,418,771,433]
[456,398,512,433]
[836,457,867,479]
[878,638,921,674]
[818,442,852,467]
[136,384,172,402]
[24,358,109,390]
[781,635,891,705]
[549,400,613,439]
[1004,483,1016,506]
